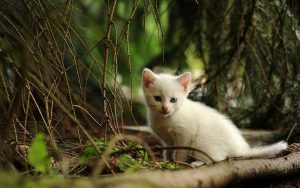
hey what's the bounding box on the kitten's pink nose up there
[162,106,169,113]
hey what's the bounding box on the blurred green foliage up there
[28,133,50,173]
[160,161,178,170]
[0,0,298,129]
[81,139,110,158]
[71,0,169,91]
[69,0,300,129]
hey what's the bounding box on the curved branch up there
[97,151,300,188]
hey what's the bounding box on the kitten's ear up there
[142,68,156,88]
[177,72,192,91]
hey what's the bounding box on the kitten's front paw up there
[190,161,205,168]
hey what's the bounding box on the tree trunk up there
[96,151,300,188]
[2,151,300,188]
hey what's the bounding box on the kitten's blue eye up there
[154,96,162,102]
[170,98,177,103]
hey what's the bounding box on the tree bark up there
[1,151,300,188]
[96,151,300,188]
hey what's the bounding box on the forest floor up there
[2,125,300,188]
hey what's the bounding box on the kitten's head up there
[142,68,191,117]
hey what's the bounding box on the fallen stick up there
[1,151,300,188]
[97,151,300,188]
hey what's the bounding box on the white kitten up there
[142,68,287,163]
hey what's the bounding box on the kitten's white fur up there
[142,68,287,163]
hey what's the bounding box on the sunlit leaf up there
[160,162,178,170]
[81,139,107,158]
[28,133,50,173]
[117,154,141,172]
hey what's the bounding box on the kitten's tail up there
[242,141,288,159]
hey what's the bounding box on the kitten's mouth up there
[160,111,170,116]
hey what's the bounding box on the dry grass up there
[0,0,162,175]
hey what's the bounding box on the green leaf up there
[125,162,142,173]
[138,149,149,162]
[160,162,178,170]
[81,145,98,158]
[81,139,108,158]
[28,133,50,173]
[117,154,141,172]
